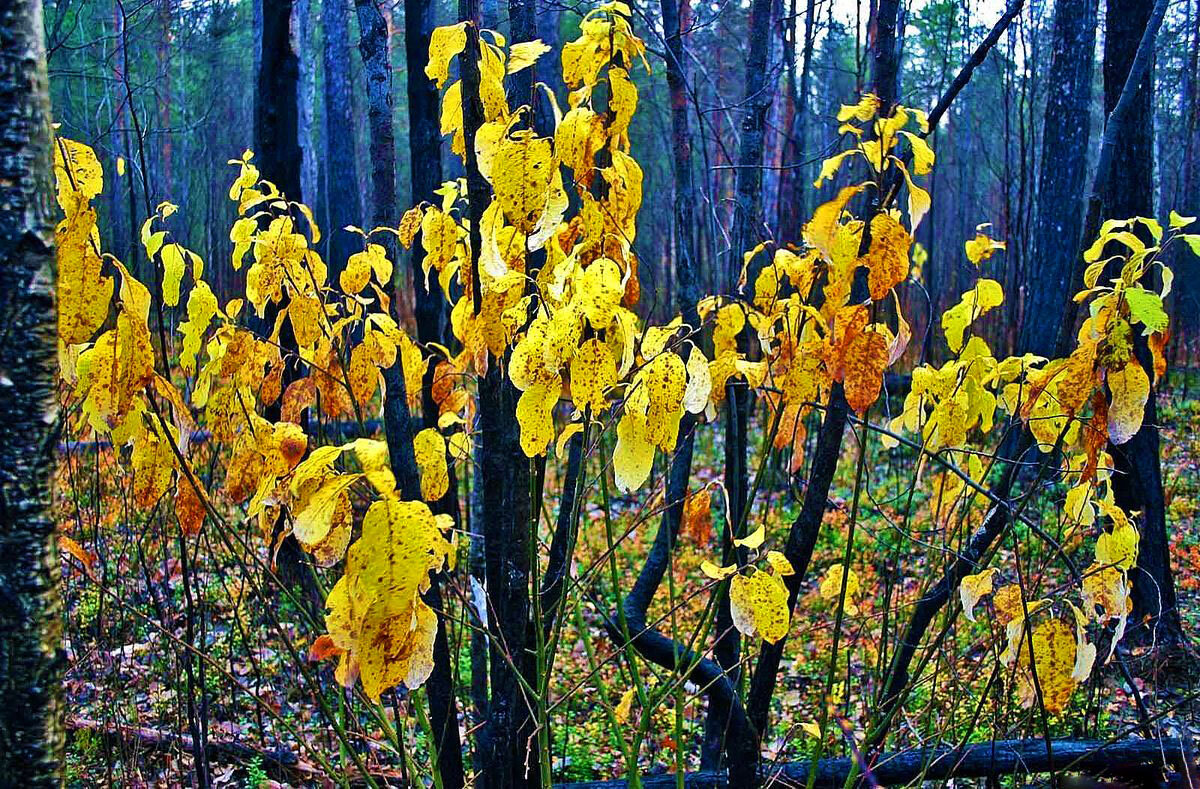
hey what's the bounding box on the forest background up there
[1,0,1199,785]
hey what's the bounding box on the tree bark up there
[296,0,320,214]
[1175,0,1200,345]
[322,0,363,276]
[254,0,303,200]
[0,0,65,783]
[454,0,537,783]
[1022,0,1097,358]
[254,0,317,605]
[706,0,775,767]
[776,0,816,240]
[1098,0,1183,646]
[405,0,449,362]
[356,2,467,786]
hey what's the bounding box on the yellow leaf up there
[1095,521,1139,571]
[959,567,998,623]
[607,67,638,148]
[578,258,624,329]
[964,231,1005,266]
[635,351,687,451]
[1106,360,1149,444]
[53,137,103,209]
[414,428,450,502]
[359,597,439,701]
[992,584,1025,625]
[294,474,361,547]
[613,412,654,492]
[56,203,113,345]
[900,165,931,230]
[426,23,468,88]
[941,279,1004,353]
[818,563,860,615]
[398,206,423,249]
[179,280,219,375]
[900,130,935,175]
[700,561,737,580]
[734,524,766,551]
[570,338,617,413]
[766,550,794,576]
[555,421,583,458]
[1082,562,1130,620]
[1015,618,1078,715]
[836,94,880,123]
[614,687,636,725]
[339,499,454,701]
[348,343,379,409]
[507,39,552,74]
[131,427,175,509]
[730,571,790,643]
[1168,210,1195,229]
[803,184,864,263]
[813,150,860,188]
[516,376,561,457]
[555,107,605,178]
[160,243,188,307]
[342,243,390,295]
[683,345,712,414]
[491,131,555,234]
[843,327,890,415]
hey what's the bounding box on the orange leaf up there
[863,213,911,300]
[682,489,713,545]
[308,634,344,662]
[843,329,890,415]
[176,479,208,536]
[1081,391,1108,484]
[59,535,98,580]
[1148,329,1168,384]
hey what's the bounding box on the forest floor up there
[57,380,1200,788]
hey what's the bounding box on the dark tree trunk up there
[296,0,319,223]
[405,0,449,360]
[706,0,775,769]
[456,0,536,784]
[870,0,902,113]
[322,0,363,276]
[777,0,816,240]
[356,2,467,786]
[1176,0,1200,346]
[662,0,698,311]
[737,390,850,785]
[255,0,315,605]
[738,0,904,779]
[1099,0,1183,646]
[0,0,64,784]
[254,0,303,200]
[1023,0,1097,358]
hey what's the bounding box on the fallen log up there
[554,738,1190,788]
[67,716,318,781]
